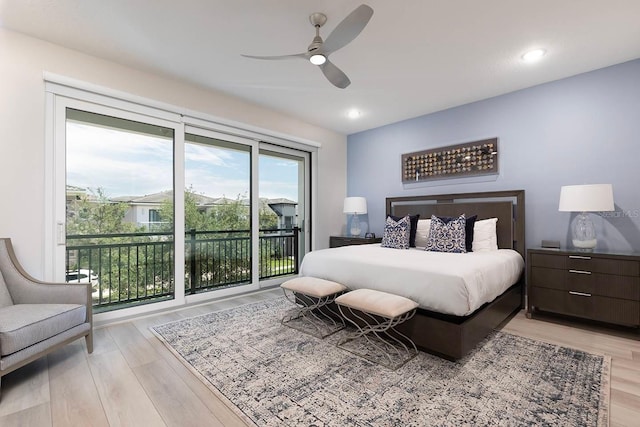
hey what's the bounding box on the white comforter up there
[299,245,524,316]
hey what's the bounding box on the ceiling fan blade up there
[241,53,307,61]
[320,60,351,89]
[323,4,373,53]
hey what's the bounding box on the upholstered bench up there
[335,288,419,369]
[280,277,347,338]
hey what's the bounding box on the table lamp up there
[558,184,614,250]
[343,197,367,237]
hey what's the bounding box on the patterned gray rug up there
[151,297,609,427]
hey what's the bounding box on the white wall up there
[0,28,346,277]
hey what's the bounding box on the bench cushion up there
[336,289,418,319]
[281,277,346,298]
[0,304,86,356]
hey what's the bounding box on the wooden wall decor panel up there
[402,137,498,183]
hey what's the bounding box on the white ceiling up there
[2,0,640,135]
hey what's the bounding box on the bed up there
[301,190,526,360]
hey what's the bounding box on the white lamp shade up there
[343,197,367,214]
[558,184,614,212]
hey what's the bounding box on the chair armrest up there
[1,238,91,306]
[11,280,91,306]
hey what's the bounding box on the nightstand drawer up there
[530,267,640,300]
[530,253,566,269]
[566,255,639,276]
[531,287,640,326]
[530,253,639,276]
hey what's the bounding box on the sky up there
[66,121,300,202]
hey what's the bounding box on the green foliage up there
[65,186,295,310]
[259,202,279,230]
[66,188,141,236]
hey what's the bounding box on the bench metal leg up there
[281,289,345,338]
[336,304,418,370]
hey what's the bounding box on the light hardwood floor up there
[1,287,639,426]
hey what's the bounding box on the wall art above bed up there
[402,137,498,183]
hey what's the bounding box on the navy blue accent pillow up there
[388,214,420,247]
[437,214,477,252]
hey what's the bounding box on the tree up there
[259,200,279,230]
[66,187,140,236]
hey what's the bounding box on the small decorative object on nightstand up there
[558,184,614,250]
[343,197,367,237]
[330,235,382,248]
[527,248,640,328]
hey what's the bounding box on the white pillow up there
[414,219,431,249]
[472,218,498,251]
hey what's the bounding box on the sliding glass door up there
[63,107,177,311]
[183,132,253,294]
[259,145,310,282]
[50,93,312,315]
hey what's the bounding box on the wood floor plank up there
[610,401,640,427]
[0,357,50,417]
[91,326,120,356]
[0,402,51,426]
[134,358,225,427]
[47,342,109,427]
[88,350,166,426]
[108,322,161,368]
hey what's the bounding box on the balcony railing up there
[66,228,299,311]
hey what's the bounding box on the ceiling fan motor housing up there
[309,12,327,28]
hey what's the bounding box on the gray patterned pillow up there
[425,214,467,253]
[381,215,411,249]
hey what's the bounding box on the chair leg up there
[85,332,94,354]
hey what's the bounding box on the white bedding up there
[299,245,524,316]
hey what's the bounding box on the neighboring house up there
[267,198,298,231]
[111,190,219,230]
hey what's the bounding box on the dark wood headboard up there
[386,190,525,258]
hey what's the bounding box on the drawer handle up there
[569,255,591,260]
[569,269,592,275]
[569,291,592,297]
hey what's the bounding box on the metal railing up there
[66,227,299,311]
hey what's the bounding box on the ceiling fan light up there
[310,54,326,65]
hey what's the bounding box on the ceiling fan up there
[242,4,374,89]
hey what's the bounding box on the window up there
[64,108,176,311]
[149,209,161,224]
[46,77,314,319]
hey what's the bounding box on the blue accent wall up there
[347,59,640,252]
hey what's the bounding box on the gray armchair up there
[0,238,93,400]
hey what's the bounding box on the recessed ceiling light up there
[522,48,546,63]
[347,109,361,119]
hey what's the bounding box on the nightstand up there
[527,248,640,328]
[329,236,382,248]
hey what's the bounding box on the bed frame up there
[385,189,526,360]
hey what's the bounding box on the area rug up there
[151,297,610,427]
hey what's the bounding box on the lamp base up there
[571,212,597,250]
[349,214,362,237]
[572,238,597,250]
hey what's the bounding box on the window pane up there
[184,133,251,293]
[258,151,303,279]
[65,108,175,312]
